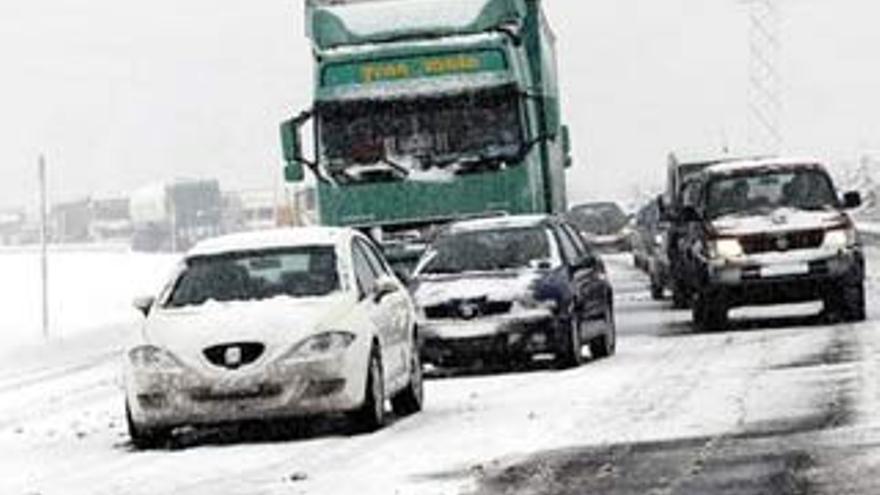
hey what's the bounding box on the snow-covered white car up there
[676,158,865,331]
[125,227,422,448]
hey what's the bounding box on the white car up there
[124,227,422,448]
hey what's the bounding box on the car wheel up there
[391,345,424,417]
[348,346,385,433]
[590,307,616,359]
[827,282,866,322]
[126,400,171,450]
[556,312,583,369]
[672,280,690,309]
[693,290,727,332]
[649,273,664,300]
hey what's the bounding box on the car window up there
[164,246,340,308]
[357,237,391,278]
[554,226,580,265]
[560,223,588,258]
[418,226,552,275]
[351,242,378,298]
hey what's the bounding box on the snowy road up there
[2,252,880,494]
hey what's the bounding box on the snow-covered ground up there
[1,250,879,494]
[0,246,179,352]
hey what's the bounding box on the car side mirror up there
[575,255,597,271]
[373,275,399,302]
[843,191,862,209]
[561,125,573,169]
[133,295,156,317]
[679,206,702,223]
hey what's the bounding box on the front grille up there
[189,383,282,402]
[203,342,265,370]
[739,229,824,254]
[424,298,513,319]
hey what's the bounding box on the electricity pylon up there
[746,0,783,154]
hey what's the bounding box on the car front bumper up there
[419,308,562,366]
[125,348,369,430]
[703,247,864,307]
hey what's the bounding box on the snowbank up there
[0,247,180,353]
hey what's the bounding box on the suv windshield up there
[567,203,628,235]
[418,227,550,275]
[706,168,838,219]
[165,246,340,308]
[318,86,523,182]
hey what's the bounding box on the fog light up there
[302,379,346,399]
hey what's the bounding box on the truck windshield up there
[164,246,340,308]
[317,86,523,182]
[706,168,838,219]
[418,227,550,275]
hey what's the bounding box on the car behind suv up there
[675,158,865,331]
[411,215,616,369]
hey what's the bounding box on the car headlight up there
[286,331,356,360]
[129,345,184,371]
[515,293,558,312]
[711,238,744,259]
[823,228,856,249]
[654,233,665,247]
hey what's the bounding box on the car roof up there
[187,227,354,258]
[705,157,825,177]
[446,214,553,234]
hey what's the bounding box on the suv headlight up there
[286,331,356,360]
[129,345,184,371]
[823,228,856,249]
[710,238,744,259]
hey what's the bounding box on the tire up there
[126,400,171,450]
[556,313,584,369]
[391,346,423,417]
[590,307,617,359]
[348,347,385,433]
[827,282,866,322]
[671,279,690,309]
[692,290,727,332]
[649,272,664,300]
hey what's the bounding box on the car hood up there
[142,293,354,365]
[413,270,540,308]
[711,208,847,237]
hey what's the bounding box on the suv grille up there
[424,298,513,320]
[739,229,824,254]
[203,342,264,370]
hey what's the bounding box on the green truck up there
[281,0,572,272]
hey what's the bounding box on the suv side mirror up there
[280,110,313,183]
[679,206,702,223]
[133,295,156,317]
[373,275,399,302]
[843,191,862,209]
[574,255,597,271]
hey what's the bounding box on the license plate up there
[760,262,809,278]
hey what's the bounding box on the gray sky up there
[1,0,878,210]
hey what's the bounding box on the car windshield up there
[706,168,838,219]
[418,227,550,275]
[317,86,523,182]
[567,203,628,234]
[164,246,340,308]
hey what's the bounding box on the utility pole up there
[745,0,783,154]
[38,155,49,340]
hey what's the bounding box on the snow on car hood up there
[712,208,847,237]
[143,293,353,366]
[413,270,539,308]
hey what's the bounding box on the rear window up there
[418,227,551,275]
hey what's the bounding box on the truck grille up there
[739,229,824,254]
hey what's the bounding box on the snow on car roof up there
[320,0,491,37]
[706,157,825,176]
[448,214,550,233]
[187,227,351,258]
